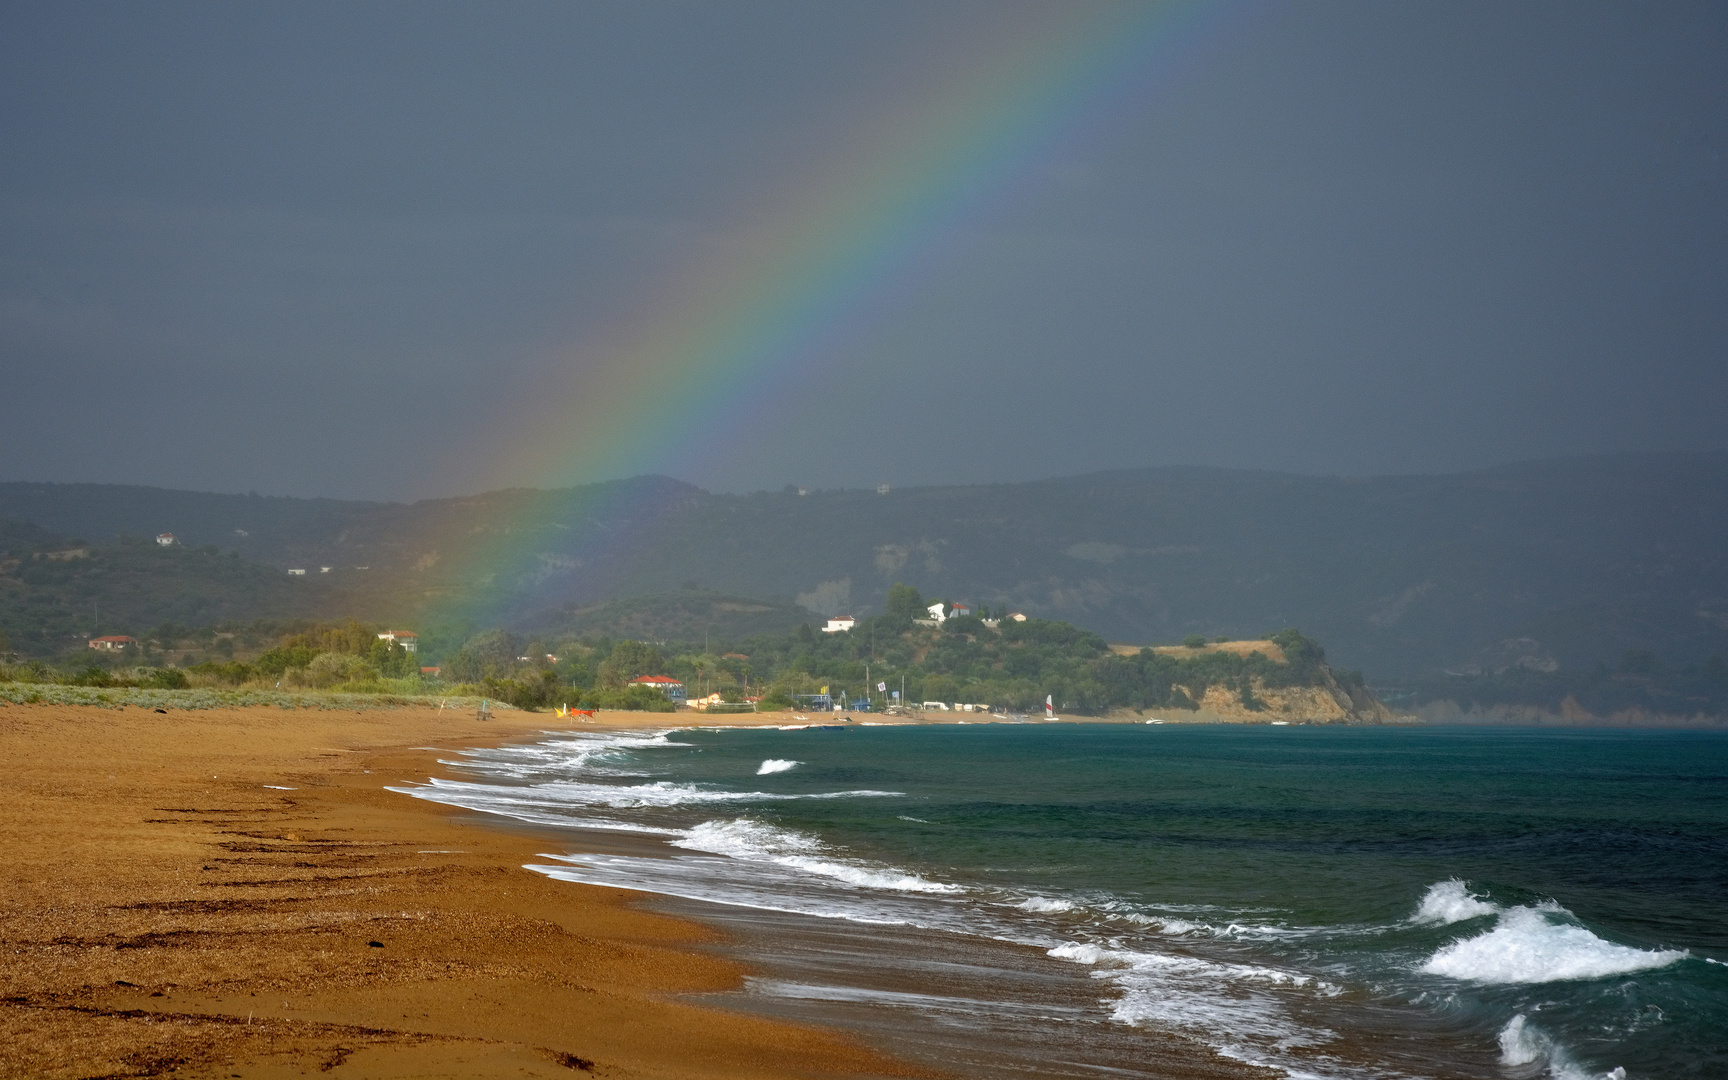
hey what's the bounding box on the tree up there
[444,628,521,682]
[922,673,957,703]
[597,640,665,688]
[1182,634,1207,649]
[884,583,925,620]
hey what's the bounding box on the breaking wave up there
[757,758,800,774]
[1411,878,1500,925]
[1421,905,1687,984]
[673,818,964,894]
[1499,1014,1627,1080]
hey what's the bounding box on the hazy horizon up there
[6,448,1722,505]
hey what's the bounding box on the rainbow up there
[423,1,1230,628]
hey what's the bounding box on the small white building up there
[823,615,856,633]
[88,635,136,651]
[155,533,177,546]
[377,631,418,654]
[287,568,306,576]
[926,602,947,624]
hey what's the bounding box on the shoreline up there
[0,702,937,1079]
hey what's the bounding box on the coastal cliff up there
[1188,669,1400,724]
[1118,638,1403,724]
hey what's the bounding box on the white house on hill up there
[376,631,418,653]
[823,615,856,633]
[155,533,176,546]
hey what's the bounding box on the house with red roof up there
[630,675,686,702]
[88,635,136,651]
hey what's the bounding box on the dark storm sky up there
[1,1,1724,501]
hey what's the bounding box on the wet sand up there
[0,702,933,1079]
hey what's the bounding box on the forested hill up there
[2,452,1725,678]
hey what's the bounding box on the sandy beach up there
[0,702,935,1079]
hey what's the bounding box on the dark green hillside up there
[422,599,1383,719]
[531,590,818,644]
[3,454,1725,679]
[0,522,386,658]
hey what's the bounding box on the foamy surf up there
[674,818,964,894]
[1015,896,1077,913]
[1410,878,1500,925]
[396,722,1723,1080]
[1499,1015,1627,1080]
[1421,904,1687,984]
[1047,940,1346,1076]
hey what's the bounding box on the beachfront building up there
[376,630,418,653]
[630,675,686,702]
[155,533,177,546]
[88,635,136,651]
[823,615,856,633]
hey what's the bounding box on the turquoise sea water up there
[400,724,1728,1079]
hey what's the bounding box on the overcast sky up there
[2,1,1724,501]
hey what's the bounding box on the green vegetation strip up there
[0,682,504,711]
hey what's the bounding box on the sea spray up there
[1410,878,1500,925]
[1421,905,1687,984]
[1498,1015,1627,1080]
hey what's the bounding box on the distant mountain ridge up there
[2,453,1724,677]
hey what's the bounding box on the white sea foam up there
[1411,879,1500,925]
[1016,896,1077,913]
[673,819,964,894]
[526,852,934,926]
[400,773,899,825]
[757,758,799,774]
[1421,905,1686,984]
[1048,939,1341,1071]
[1499,1014,1626,1080]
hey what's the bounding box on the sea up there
[393,722,1728,1080]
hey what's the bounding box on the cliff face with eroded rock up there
[1184,673,1401,724]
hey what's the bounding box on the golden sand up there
[0,703,934,1079]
